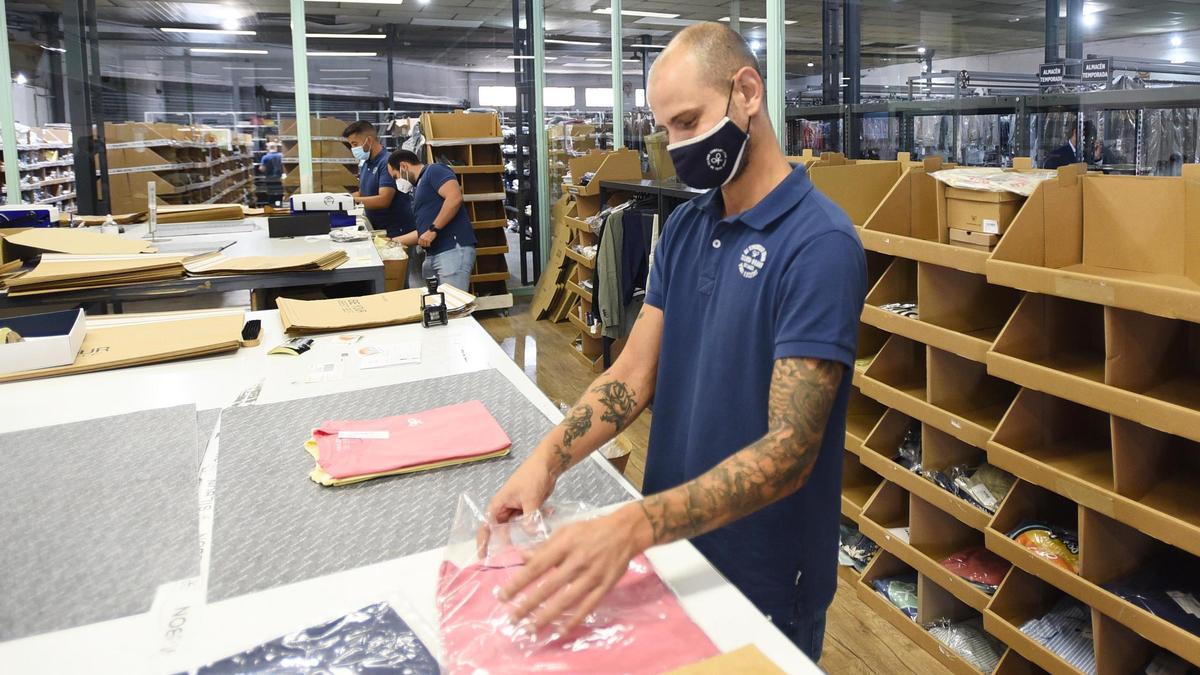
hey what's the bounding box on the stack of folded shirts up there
[183,250,348,276]
[279,286,476,335]
[305,400,511,486]
[3,253,194,296]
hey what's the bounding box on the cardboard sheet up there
[0,405,200,641]
[666,646,786,674]
[184,251,349,276]
[207,370,631,602]
[2,228,154,255]
[0,312,243,383]
[278,286,475,334]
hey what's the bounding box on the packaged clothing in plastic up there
[896,423,922,471]
[1143,651,1200,675]
[437,495,719,675]
[870,573,918,620]
[1102,551,1200,638]
[950,463,1014,514]
[306,400,512,486]
[1008,522,1081,575]
[839,524,879,573]
[928,168,1057,197]
[939,546,1010,595]
[197,601,439,674]
[927,617,1004,674]
[1020,598,1096,674]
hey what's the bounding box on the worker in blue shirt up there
[258,142,283,178]
[342,121,416,239]
[387,149,477,292]
[485,22,866,661]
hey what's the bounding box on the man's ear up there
[733,66,764,119]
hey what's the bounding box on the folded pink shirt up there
[437,553,720,674]
[312,400,511,479]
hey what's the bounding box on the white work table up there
[0,313,818,674]
[0,217,385,311]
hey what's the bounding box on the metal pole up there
[0,0,21,202]
[641,34,650,98]
[43,13,67,123]
[843,0,861,157]
[289,0,314,194]
[1045,0,1059,64]
[64,0,98,214]
[610,0,624,148]
[532,0,550,268]
[767,0,784,146]
[86,0,109,214]
[1065,0,1083,79]
[821,0,840,105]
[730,0,740,34]
[386,24,396,109]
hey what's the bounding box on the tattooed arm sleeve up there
[636,357,844,545]
[537,306,664,478]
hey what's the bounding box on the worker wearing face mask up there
[386,148,477,293]
[342,121,415,239]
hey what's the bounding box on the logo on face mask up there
[707,148,728,171]
[738,244,768,279]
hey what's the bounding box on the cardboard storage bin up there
[421,111,502,141]
[993,650,1047,675]
[988,293,1107,391]
[866,250,895,290]
[471,201,506,225]
[1078,509,1200,665]
[988,165,1200,324]
[859,334,929,420]
[565,149,641,198]
[469,144,503,168]
[855,324,890,376]
[987,480,1082,592]
[862,258,919,338]
[430,145,470,167]
[859,480,911,554]
[843,449,883,521]
[861,411,992,531]
[908,492,995,611]
[1091,611,1194,675]
[1110,418,1200,558]
[927,347,1019,448]
[462,173,503,197]
[988,389,1114,509]
[984,567,1096,675]
[808,160,909,227]
[944,187,1023,236]
[949,228,1001,252]
[918,262,1021,363]
[845,386,887,450]
[1103,308,1200,443]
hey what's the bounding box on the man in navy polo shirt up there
[342,121,416,239]
[485,22,866,661]
[387,149,477,292]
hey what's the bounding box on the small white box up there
[290,193,354,212]
[0,308,86,376]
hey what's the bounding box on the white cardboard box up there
[290,193,354,212]
[0,308,85,376]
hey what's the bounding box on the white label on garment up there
[968,484,998,510]
[149,576,205,674]
[982,219,1000,234]
[1168,591,1200,618]
[339,430,390,440]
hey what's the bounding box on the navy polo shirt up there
[413,163,477,256]
[643,165,867,621]
[359,149,415,237]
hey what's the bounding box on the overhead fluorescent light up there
[917,46,927,54]
[320,68,372,72]
[632,18,701,27]
[509,55,557,60]
[307,51,378,57]
[718,16,797,25]
[162,27,257,36]
[322,77,370,81]
[1171,35,1183,47]
[563,63,607,67]
[40,44,66,53]
[410,17,484,28]
[585,58,639,62]
[306,0,403,3]
[190,48,268,54]
[307,33,387,39]
[545,38,602,46]
[629,44,666,50]
[224,66,283,71]
[593,8,678,18]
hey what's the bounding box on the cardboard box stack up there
[419,111,513,312]
[842,160,1200,672]
[280,117,359,196]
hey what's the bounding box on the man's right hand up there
[486,454,556,525]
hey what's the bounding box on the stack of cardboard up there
[183,251,348,276]
[278,285,475,335]
[0,311,244,383]
[4,254,192,296]
[2,228,154,257]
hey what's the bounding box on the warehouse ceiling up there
[6,0,1200,85]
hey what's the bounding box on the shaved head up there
[653,22,761,94]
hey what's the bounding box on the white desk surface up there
[0,313,818,675]
[121,216,384,273]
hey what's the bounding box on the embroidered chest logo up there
[738,244,768,279]
[707,148,727,171]
[407,418,423,427]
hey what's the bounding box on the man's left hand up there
[499,504,653,635]
[418,229,438,248]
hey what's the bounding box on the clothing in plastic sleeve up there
[437,495,719,674]
[926,617,1004,674]
[939,546,1010,595]
[194,598,439,674]
[870,574,918,620]
[1008,522,1081,575]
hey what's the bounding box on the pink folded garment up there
[312,400,511,480]
[437,553,720,675]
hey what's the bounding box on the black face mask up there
[667,80,751,189]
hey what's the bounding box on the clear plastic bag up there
[437,495,720,675]
[926,617,1004,674]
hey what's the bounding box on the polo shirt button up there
[712,240,721,249]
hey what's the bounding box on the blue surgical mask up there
[352,144,369,162]
[667,80,750,190]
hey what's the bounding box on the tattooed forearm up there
[591,380,638,431]
[639,357,843,545]
[550,443,572,475]
[561,404,593,448]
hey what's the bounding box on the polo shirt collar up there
[694,165,815,231]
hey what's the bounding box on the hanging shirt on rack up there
[596,211,625,339]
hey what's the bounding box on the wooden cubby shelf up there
[845,385,887,453]
[984,567,1096,675]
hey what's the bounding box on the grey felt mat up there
[0,405,201,641]
[208,369,631,602]
[197,409,221,465]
